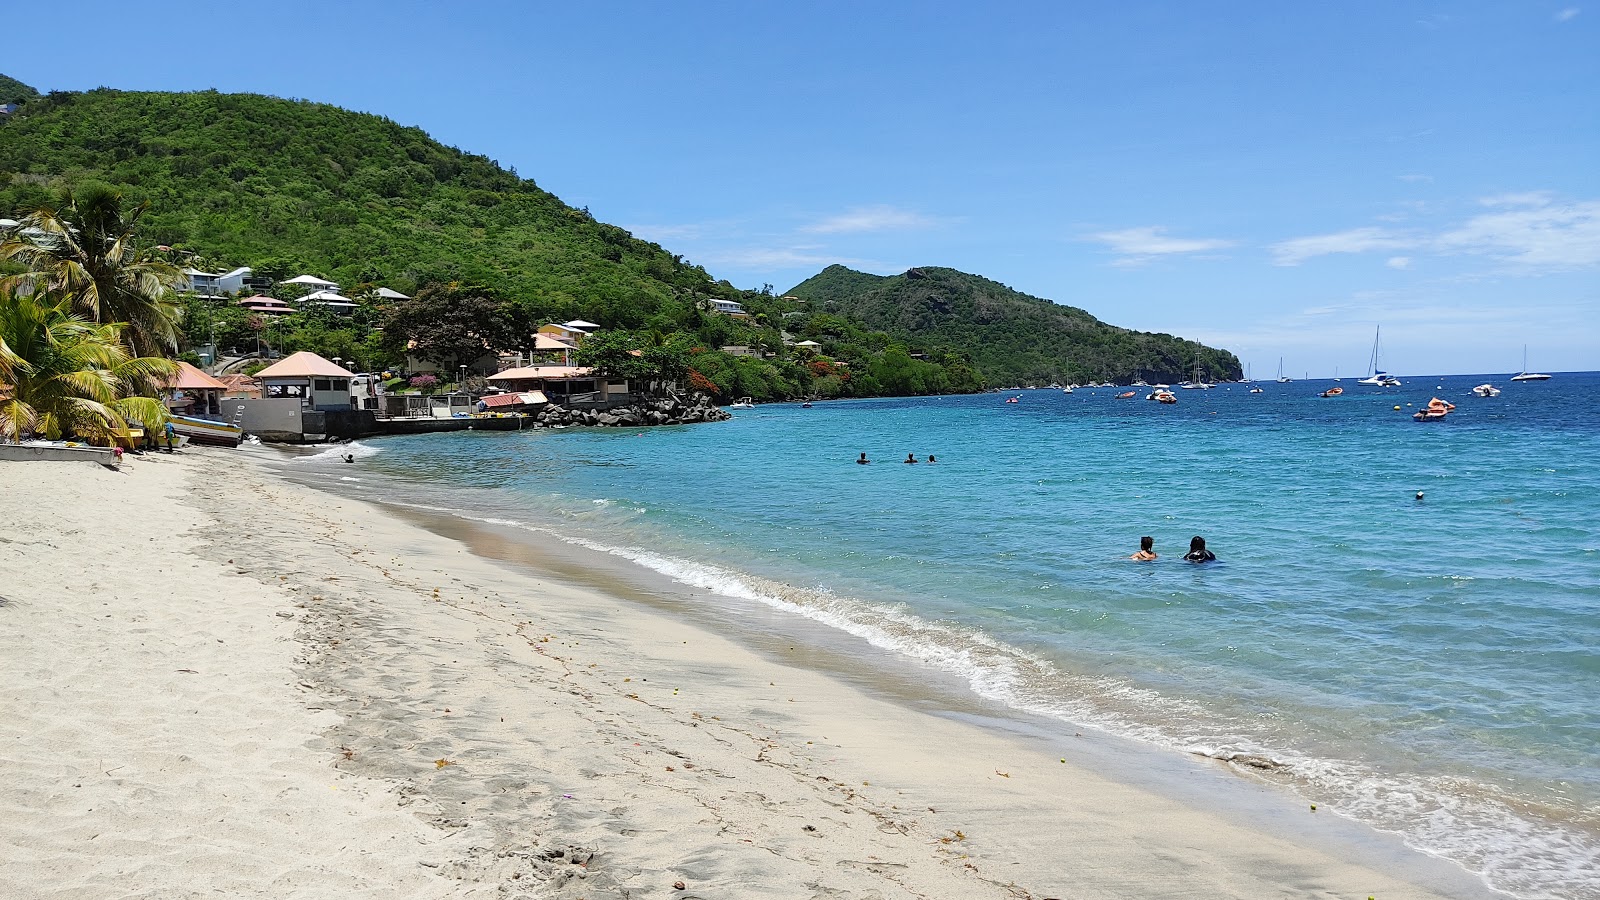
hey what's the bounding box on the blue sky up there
[7,1,1596,375]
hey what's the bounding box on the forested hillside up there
[0,78,1238,398]
[0,86,737,322]
[787,265,1241,385]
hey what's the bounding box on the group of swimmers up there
[856,453,936,464]
[1130,535,1216,563]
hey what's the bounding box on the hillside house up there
[237,295,293,317]
[708,299,748,317]
[181,266,252,296]
[295,289,358,313]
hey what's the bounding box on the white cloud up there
[1088,226,1235,266]
[1270,227,1416,266]
[1556,7,1581,22]
[698,246,881,271]
[1479,191,1554,208]
[623,223,703,243]
[1387,256,1412,269]
[1436,197,1600,268]
[803,205,938,234]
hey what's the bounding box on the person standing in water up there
[1130,536,1157,560]
[857,452,870,465]
[904,453,918,464]
[1183,535,1216,562]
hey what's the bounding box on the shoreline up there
[1,449,1503,898]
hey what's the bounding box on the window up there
[313,379,332,391]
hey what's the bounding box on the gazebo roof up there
[164,361,230,391]
[254,351,357,379]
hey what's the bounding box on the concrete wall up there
[228,398,303,441]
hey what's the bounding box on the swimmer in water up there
[1130,536,1157,561]
[927,454,936,464]
[904,453,918,464]
[1183,535,1216,563]
[857,452,869,465]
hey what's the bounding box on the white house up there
[708,299,747,316]
[282,274,340,292]
[295,289,359,313]
[182,266,253,295]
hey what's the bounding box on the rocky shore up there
[531,393,732,428]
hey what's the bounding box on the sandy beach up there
[0,449,1501,899]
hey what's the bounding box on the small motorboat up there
[1472,384,1501,397]
[1248,386,1264,394]
[1413,397,1456,421]
[1320,386,1344,397]
[731,396,754,409]
[1005,396,1020,404]
[1115,391,1136,399]
[1146,389,1177,404]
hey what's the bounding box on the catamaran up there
[1356,326,1401,386]
[1510,346,1551,382]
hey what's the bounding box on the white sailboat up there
[1276,357,1291,383]
[1356,326,1401,386]
[1510,346,1551,382]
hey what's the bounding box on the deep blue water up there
[287,372,1600,899]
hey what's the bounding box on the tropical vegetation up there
[1,182,187,357]
[0,76,1241,400]
[786,266,1241,386]
[0,289,177,444]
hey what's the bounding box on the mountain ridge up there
[786,264,1241,385]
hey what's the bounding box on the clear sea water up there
[285,373,1600,899]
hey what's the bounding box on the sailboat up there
[1180,362,1212,389]
[1356,326,1401,386]
[1276,358,1291,383]
[1510,346,1551,382]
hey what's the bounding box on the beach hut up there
[254,351,357,410]
[163,361,231,418]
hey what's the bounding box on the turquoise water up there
[288,374,1600,899]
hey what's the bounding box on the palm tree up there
[0,183,185,358]
[0,288,178,444]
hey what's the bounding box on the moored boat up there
[168,414,243,447]
[1472,384,1501,398]
[1510,345,1550,381]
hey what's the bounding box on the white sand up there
[0,451,1498,899]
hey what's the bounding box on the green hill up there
[0,80,1237,396]
[786,265,1240,385]
[0,86,741,323]
[0,74,39,106]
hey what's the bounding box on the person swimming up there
[1183,535,1216,562]
[904,453,917,464]
[927,454,936,464]
[857,452,869,465]
[1130,536,1157,560]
